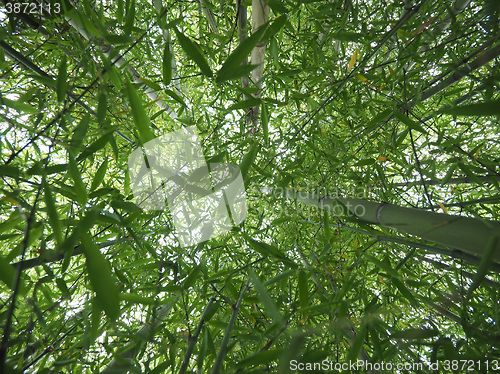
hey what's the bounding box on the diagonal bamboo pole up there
[272,189,500,262]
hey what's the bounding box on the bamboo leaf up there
[264,0,288,14]
[249,270,283,324]
[439,100,500,116]
[392,277,420,308]
[43,179,62,246]
[0,254,16,291]
[120,293,156,305]
[163,42,173,86]
[348,49,358,71]
[227,98,261,111]
[392,329,439,339]
[393,112,426,134]
[124,0,135,35]
[77,127,116,161]
[298,270,309,318]
[67,152,88,205]
[215,64,260,84]
[72,113,90,148]
[174,28,213,77]
[56,55,67,102]
[80,232,120,320]
[183,265,202,289]
[125,80,156,145]
[216,24,268,83]
[239,142,260,183]
[261,101,269,145]
[467,235,499,297]
[90,159,108,192]
[97,88,107,125]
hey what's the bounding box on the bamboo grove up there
[0,0,500,373]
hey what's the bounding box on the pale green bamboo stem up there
[279,189,500,262]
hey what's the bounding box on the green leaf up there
[249,270,283,324]
[164,89,186,107]
[298,270,309,318]
[215,64,259,84]
[80,232,120,320]
[125,80,156,145]
[392,277,420,308]
[183,265,202,289]
[331,32,364,41]
[365,108,392,133]
[393,111,426,134]
[364,254,400,278]
[71,113,90,148]
[227,98,261,111]
[0,165,21,177]
[174,28,213,77]
[76,128,115,161]
[56,55,67,102]
[0,254,16,291]
[97,88,107,125]
[163,41,173,86]
[439,100,500,116]
[120,293,156,305]
[90,159,108,192]
[239,142,260,183]
[264,0,288,13]
[43,179,63,246]
[67,152,88,205]
[467,234,499,297]
[124,0,135,35]
[261,101,269,145]
[216,24,268,82]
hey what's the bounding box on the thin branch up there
[178,296,216,374]
[0,185,42,373]
[210,278,249,374]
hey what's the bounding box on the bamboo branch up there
[210,279,249,374]
[271,189,500,262]
[178,297,216,374]
[200,0,219,34]
[410,42,500,105]
[0,39,135,146]
[64,9,178,120]
[418,255,500,289]
[99,298,179,374]
[389,175,500,187]
[9,237,130,271]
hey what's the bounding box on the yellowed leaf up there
[348,49,359,71]
[437,201,448,214]
[356,74,368,83]
[474,145,483,161]
[2,196,19,205]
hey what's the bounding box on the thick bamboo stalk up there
[405,0,472,70]
[411,43,500,105]
[248,0,269,125]
[278,189,500,262]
